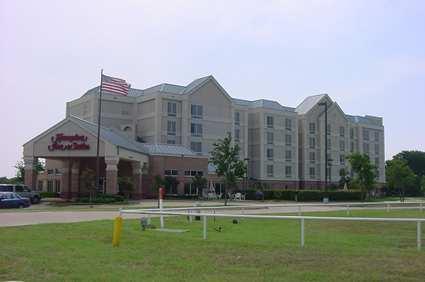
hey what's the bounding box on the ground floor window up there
[184,183,198,195]
[214,183,224,195]
[37,180,44,191]
[54,180,61,193]
[47,180,54,192]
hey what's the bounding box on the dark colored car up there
[0,184,41,204]
[0,192,31,208]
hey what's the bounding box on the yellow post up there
[112,216,123,247]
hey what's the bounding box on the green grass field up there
[1,209,424,281]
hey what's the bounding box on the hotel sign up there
[48,133,90,151]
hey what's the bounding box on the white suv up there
[0,184,41,204]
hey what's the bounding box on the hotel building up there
[23,75,385,198]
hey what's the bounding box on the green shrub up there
[76,194,126,204]
[40,192,60,198]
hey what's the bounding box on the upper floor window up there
[309,137,316,149]
[266,116,274,128]
[309,122,316,134]
[375,157,380,166]
[267,165,274,177]
[340,154,345,165]
[327,124,331,135]
[167,139,176,144]
[350,128,354,139]
[267,132,274,145]
[191,123,203,137]
[340,140,345,151]
[339,126,345,137]
[374,131,380,142]
[167,102,177,116]
[285,150,292,162]
[309,167,316,179]
[363,143,370,154]
[267,148,274,160]
[191,104,203,119]
[363,128,369,140]
[285,118,292,131]
[235,112,240,125]
[327,138,332,150]
[285,166,292,178]
[190,142,202,153]
[164,169,178,176]
[167,120,176,135]
[285,134,292,146]
[350,141,354,152]
[235,128,240,142]
[309,151,316,163]
[374,143,380,155]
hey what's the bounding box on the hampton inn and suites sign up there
[48,133,90,151]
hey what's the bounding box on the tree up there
[80,168,96,202]
[347,153,376,200]
[191,174,207,198]
[118,176,133,199]
[393,151,425,177]
[420,176,425,196]
[386,159,417,201]
[14,159,45,183]
[210,133,246,205]
[163,176,179,194]
[339,168,350,190]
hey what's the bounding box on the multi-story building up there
[24,75,385,198]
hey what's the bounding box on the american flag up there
[101,74,130,96]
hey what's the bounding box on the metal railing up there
[120,202,425,251]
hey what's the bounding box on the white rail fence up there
[120,201,425,251]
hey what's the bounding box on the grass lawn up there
[1,209,424,281]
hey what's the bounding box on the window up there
[191,104,203,119]
[167,139,176,144]
[190,142,202,153]
[363,128,369,140]
[327,138,332,150]
[309,137,316,149]
[374,131,380,142]
[309,151,316,163]
[47,169,54,175]
[350,142,354,152]
[285,150,292,162]
[309,122,316,134]
[191,123,203,137]
[327,124,331,135]
[339,126,345,137]
[164,170,178,176]
[375,157,380,166]
[285,118,292,131]
[340,154,345,165]
[54,180,61,193]
[267,148,274,160]
[309,167,316,179]
[374,143,379,155]
[267,165,274,177]
[350,128,354,139]
[363,143,370,154]
[235,112,240,125]
[55,168,62,175]
[47,180,53,192]
[235,128,240,142]
[184,183,198,195]
[285,166,292,178]
[285,134,292,146]
[167,102,177,116]
[167,120,176,135]
[266,132,274,144]
[340,140,345,151]
[186,170,204,176]
[266,116,274,128]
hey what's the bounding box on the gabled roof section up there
[232,98,295,112]
[183,75,233,102]
[295,94,331,115]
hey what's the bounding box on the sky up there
[1,0,424,177]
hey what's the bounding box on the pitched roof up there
[295,94,329,114]
[232,98,295,112]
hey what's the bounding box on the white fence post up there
[346,204,350,216]
[203,215,207,240]
[417,221,422,251]
[386,203,390,212]
[420,203,423,212]
[188,210,192,223]
[300,218,305,248]
[298,205,302,216]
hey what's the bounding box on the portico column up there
[132,162,143,199]
[105,157,119,195]
[23,157,37,189]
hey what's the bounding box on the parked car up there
[0,192,31,208]
[0,184,41,204]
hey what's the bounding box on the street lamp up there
[243,158,250,192]
[318,101,329,190]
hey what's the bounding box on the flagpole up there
[95,69,103,196]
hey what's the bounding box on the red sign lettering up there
[48,133,90,151]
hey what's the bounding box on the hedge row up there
[40,192,60,198]
[76,194,126,204]
[244,190,363,202]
